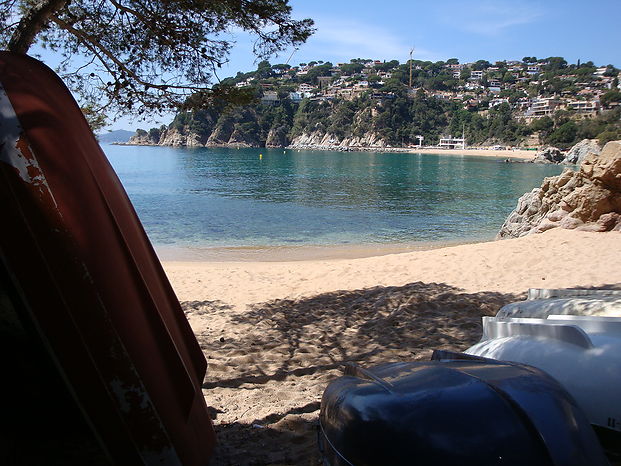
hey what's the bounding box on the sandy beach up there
[407,147,537,159]
[288,146,539,160]
[161,229,621,465]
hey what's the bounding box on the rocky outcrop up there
[498,140,621,238]
[530,140,602,165]
[227,128,260,147]
[127,130,159,145]
[288,131,388,150]
[532,146,564,164]
[127,134,154,145]
[266,127,290,148]
[139,123,262,148]
[158,127,200,147]
[563,139,601,165]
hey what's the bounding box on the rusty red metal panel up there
[0,52,215,464]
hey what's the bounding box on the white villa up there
[439,135,466,149]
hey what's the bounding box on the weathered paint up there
[0,86,43,185]
[0,52,215,464]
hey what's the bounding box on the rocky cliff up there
[157,127,205,147]
[288,131,388,150]
[127,131,159,145]
[498,141,621,238]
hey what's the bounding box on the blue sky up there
[228,0,620,72]
[98,0,621,130]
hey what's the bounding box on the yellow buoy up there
[259,153,263,160]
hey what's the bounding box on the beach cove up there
[103,143,620,463]
[161,229,621,464]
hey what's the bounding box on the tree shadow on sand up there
[185,282,523,465]
[195,282,522,389]
[210,405,322,466]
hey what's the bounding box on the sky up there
[97,0,621,131]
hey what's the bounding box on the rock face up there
[127,131,159,145]
[498,140,621,238]
[288,131,388,150]
[532,146,564,164]
[563,139,601,165]
[266,127,290,148]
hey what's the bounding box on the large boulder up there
[563,139,601,165]
[498,141,621,238]
[532,146,564,164]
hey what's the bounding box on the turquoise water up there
[103,145,565,249]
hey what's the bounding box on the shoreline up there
[115,141,539,161]
[166,228,621,464]
[154,237,488,262]
[407,147,536,159]
[286,145,537,160]
[162,229,621,307]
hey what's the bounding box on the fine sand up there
[406,147,537,159]
[163,229,621,465]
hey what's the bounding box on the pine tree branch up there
[8,0,69,53]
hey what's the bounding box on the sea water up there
[103,145,565,251]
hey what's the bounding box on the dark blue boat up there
[319,351,608,465]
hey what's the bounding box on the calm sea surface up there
[103,145,565,252]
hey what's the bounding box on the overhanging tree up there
[1,0,314,119]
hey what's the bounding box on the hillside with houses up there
[129,56,621,150]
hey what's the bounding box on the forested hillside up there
[130,56,621,149]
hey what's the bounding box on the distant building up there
[439,135,466,149]
[464,99,480,110]
[566,100,600,117]
[470,70,484,80]
[522,97,560,120]
[317,76,332,89]
[594,67,608,77]
[371,92,396,101]
[489,98,509,108]
[260,91,279,105]
[488,79,502,92]
[298,83,316,94]
[465,81,483,91]
[289,92,303,103]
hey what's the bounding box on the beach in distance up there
[410,147,536,159]
[277,145,539,160]
[161,229,621,464]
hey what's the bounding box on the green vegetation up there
[138,55,621,150]
[2,0,313,121]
